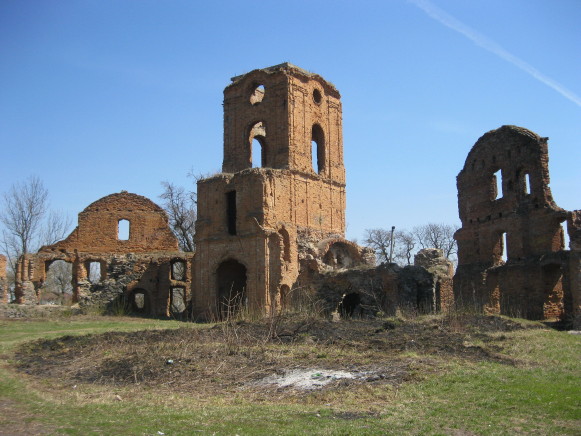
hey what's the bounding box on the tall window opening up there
[226,191,237,235]
[501,232,508,262]
[118,219,130,240]
[493,170,503,200]
[87,261,102,284]
[248,121,267,167]
[524,173,531,195]
[280,285,290,310]
[279,228,291,262]
[560,224,568,251]
[311,124,325,174]
[170,286,186,315]
[252,138,265,167]
[171,260,186,281]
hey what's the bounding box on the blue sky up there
[1,0,579,242]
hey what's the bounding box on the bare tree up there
[41,210,73,247]
[0,177,72,301]
[413,223,459,259]
[394,230,416,265]
[0,176,48,258]
[364,228,392,263]
[160,181,196,252]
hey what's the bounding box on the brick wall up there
[453,126,579,320]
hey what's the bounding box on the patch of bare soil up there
[13,314,530,399]
[0,399,58,436]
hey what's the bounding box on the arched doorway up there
[338,292,361,318]
[216,259,247,317]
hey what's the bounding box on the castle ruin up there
[453,126,581,319]
[7,65,579,321]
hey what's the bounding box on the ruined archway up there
[41,260,73,305]
[247,121,268,168]
[322,241,360,269]
[338,292,361,318]
[216,259,247,317]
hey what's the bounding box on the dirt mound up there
[14,314,528,398]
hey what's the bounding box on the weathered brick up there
[454,126,580,320]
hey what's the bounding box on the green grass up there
[1,315,579,435]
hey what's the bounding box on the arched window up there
[311,124,325,174]
[278,228,291,262]
[249,83,265,105]
[501,232,508,262]
[248,121,267,167]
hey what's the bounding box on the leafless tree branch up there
[160,181,196,252]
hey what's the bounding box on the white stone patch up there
[253,369,366,390]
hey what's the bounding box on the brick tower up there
[193,63,348,317]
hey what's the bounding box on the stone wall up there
[453,126,579,320]
[312,249,454,318]
[14,191,192,317]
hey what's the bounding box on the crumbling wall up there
[414,248,454,311]
[44,191,178,254]
[453,126,579,320]
[222,63,345,184]
[567,211,581,319]
[0,254,7,304]
[568,210,581,251]
[313,248,454,318]
[14,192,192,317]
[77,253,194,317]
[193,63,358,319]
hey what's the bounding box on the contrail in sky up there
[407,0,581,108]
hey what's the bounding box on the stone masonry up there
[15,191,194,317]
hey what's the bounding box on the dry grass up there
[2,312,579,435]
[13,313,530,403]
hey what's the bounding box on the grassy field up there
[1,312,579,435]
